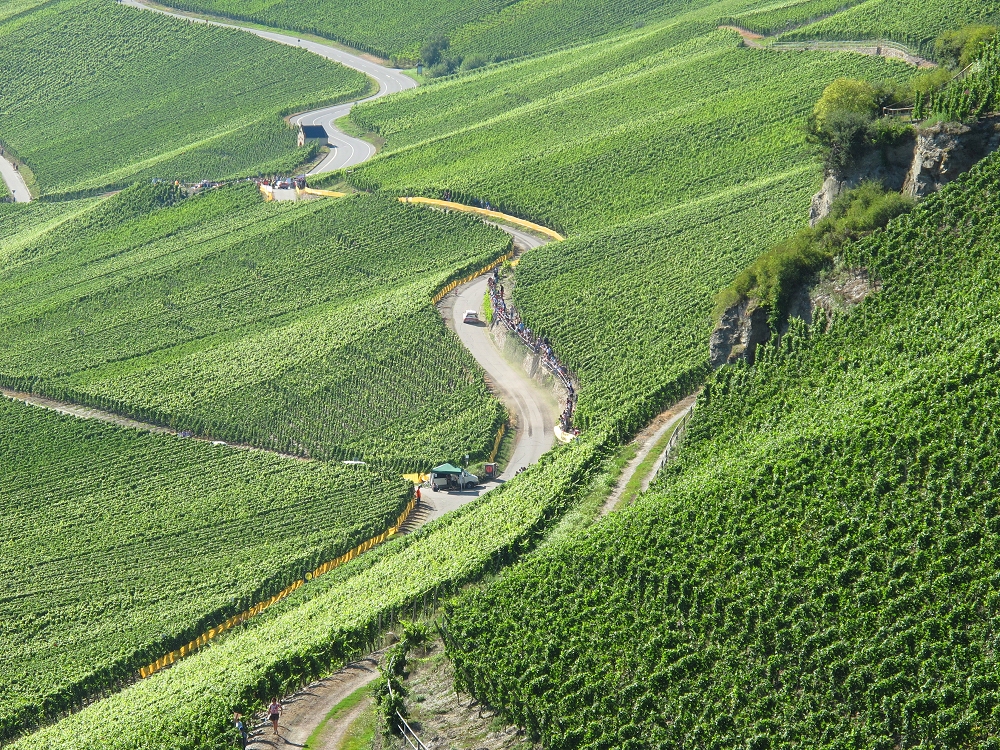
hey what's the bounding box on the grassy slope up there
[446,154,1000,749]
[0,396,410,741]
[780,0,1000,53]
[0,0,368,195]
[350,24,903,433]
[0,185,508,471]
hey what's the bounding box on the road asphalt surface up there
[124,0,416,174]
[447,235,558,484]
[0,154,30,203]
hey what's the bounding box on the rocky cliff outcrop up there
[811,116,1000,225]
[809,139,915,226]
[903,118,1000,198]
[710,299,771,368]
[711,267,878,368]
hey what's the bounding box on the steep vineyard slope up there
[9,430,611,750]
[446,153,1000,749]
[0,0,367,196]
[0,184,508,471]
[780,0,1000,54]
[349,24,904,433]
[151,0,717,61]
[0,396,410,742]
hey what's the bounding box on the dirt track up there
[245,655,381,749]
[720,24,937,68]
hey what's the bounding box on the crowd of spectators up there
[487,271,578,433]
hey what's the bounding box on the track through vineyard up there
[123,0,416,174]
[719,24,937,67]
[0,153,30,203]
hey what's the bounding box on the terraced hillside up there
[349,23,903,433]
[0,395,411,742]
[0,184,508,471]
[0,0,368,196]
[446,153,1000,749]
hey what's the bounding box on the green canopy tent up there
[431,463,464,474]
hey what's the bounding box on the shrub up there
[715,183,914,322]
[935,25,998,68]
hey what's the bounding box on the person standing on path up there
[268,698,282,736]
[233,711,248,748]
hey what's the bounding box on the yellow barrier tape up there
[300,186,349,198]
[398,197,565,242]
[431,251,513,305]
[137,495,418,680]
[489,423,506,463]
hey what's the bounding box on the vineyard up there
[0,0,368,195]
[719,0,869,36]
[916,34,1000,120]
[780,0,1000,55]
[350,24,903,433]
[8,429,611,750]
[11,0,1000,747]
[154,0,721,61]
[0,184,510,471]
[445,152,1000,749]
[0,395,410,742]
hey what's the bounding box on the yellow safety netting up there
[398,197,565,241]
[137,495,418,679]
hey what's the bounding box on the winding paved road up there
[445,227,558,482]
[128,0,418,174]
[9,1,561,501]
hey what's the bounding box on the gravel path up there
[720,25,937,68]
[246,656,381,750]
[600,395,697,516]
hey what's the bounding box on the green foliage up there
[0,185,509,471]
[0,0,368,195]
[917,34,1000,121]
[805,78,912,171]
[934,24,998,68]
[445,151,1000,750]
[9,429,610,750]
[351,23,900,433]
[716,182,914,319]
[0,396,409,742]
[813,78,881,128]
[421,32,450,65]
[780,0,1000,56]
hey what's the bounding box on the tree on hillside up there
[421,34,449,66]
[935,25,998,69]
[812,78,879,130]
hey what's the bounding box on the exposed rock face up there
[903,118,1000,198]
[810,139,915,226]
[710,299,771,368]
[711,268,879,369]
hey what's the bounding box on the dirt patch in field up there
[385,639,536,750]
